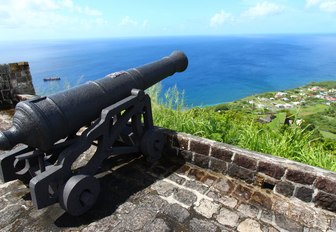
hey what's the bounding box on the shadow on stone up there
[54,150,185,228]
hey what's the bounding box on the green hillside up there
[149,81,336,171]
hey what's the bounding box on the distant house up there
[275,92,287,98]
[275,104,285,109]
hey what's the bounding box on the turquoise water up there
[1,35,336,106]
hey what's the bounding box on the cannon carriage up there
[0,51,188,216]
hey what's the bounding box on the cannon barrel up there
[0,51,188,151]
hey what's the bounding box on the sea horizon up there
[1,34,336,107]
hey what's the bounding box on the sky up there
[0,0,336,40]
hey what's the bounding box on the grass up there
[148,84,336,172]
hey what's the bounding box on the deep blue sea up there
[1,35,336,106]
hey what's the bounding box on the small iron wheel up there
[61,175,100,216]
[141,128,165,162]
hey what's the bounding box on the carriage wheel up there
[60,175,100,216]
[141,128,165,162]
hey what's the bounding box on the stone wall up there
[0,62,35,108]
[163,130,336,213]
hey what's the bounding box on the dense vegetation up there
[148,84,336,172]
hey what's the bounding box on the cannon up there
[0,51,188,216]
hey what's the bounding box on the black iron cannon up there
[0,51,188,216]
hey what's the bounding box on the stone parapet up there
[163,130,336,213]
[0,62,35,108]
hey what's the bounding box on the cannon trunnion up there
[0,51,188,216]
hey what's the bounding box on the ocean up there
[1,35,336,106]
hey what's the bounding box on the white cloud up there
[306,0,321,7]
[0,0,105,30]
[120,16,138,27]
[120,16,149,28]
[306,0,336,12]
[243,2,284,18]
[210,10,233,27]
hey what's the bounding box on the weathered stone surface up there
[237,204,260,218]
[233,154,258,171]
[143,218,171,232]
[295,186,314,202]
[260,209,273,224]
[164,203,190,223]
[275,181,295,197]
[178,150,193,162]
[314,177,336,195]
[257,161,285,180]
[151,180,176,197]
[213,178,235,194]
[210,146,233,162]
[232,184,254,201]
[209,157,227,173]
[172,134,189,150]
[228,163,255,183]
[201,174,218,186]
[237,219,262,232]
[216,207,240,228]
[207,190,238,208]
[286,169,316,185]
[194,199,221,219]
[167,173,186,185]
[189,218,218,232]
[188,168,206,181]
[313,191,336,212]
[193,153,210,169]
[250,191,273,210]
[173,189,197,207]
[184,180,208,194]
[190,139,210,155]
[274,213,304,232]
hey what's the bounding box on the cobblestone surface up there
[0,151,335,232]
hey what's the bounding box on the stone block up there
[164,203,190,223]
[172,134,189,150]
[210,146,233,162]
[275,181,295,197]
[207,190,238,208]
[142,218,170,232]
[314,177,336,195]
[216,207,240,228]
[237,204,260,218]
[295,186,314,202]
[233,154,258,171]
[250,191,273,210]
[184,180,208,194]
[178,150,193,162]
[189,218,218,232]
[209,157,227,173]
[188,168,206,181]
[257,161,285,180]
[173,189,197,207]
[194,199,221,218]
[167,173,186,185]
[286,169,316,185]
[274,213,304,232]
[228,163,255,183]
[237,219,262,232]
[190,139,210,155]
[313,191,336,212]
[213,178,235,194]
[232,184,253,201]
[193,153,209,169]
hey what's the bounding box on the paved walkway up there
[0,152,335,232]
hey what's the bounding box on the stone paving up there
[0,151,335,232]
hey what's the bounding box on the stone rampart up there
[164,130,336,213]
[0,62,35,108]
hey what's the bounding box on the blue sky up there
[0,0,336,40]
